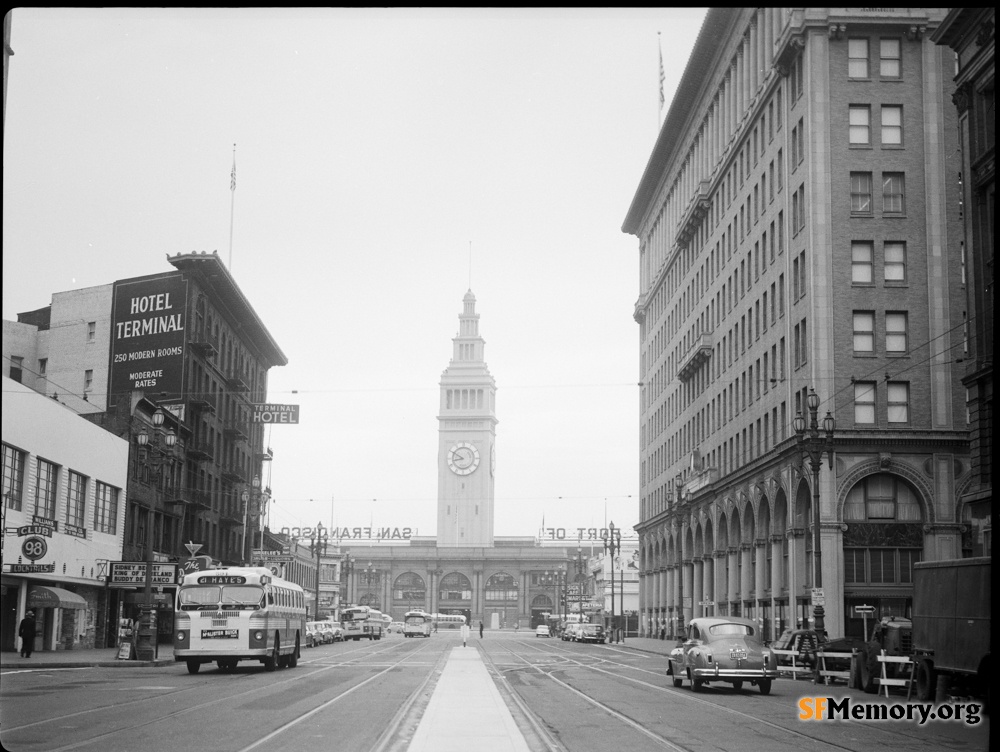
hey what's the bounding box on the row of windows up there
[848,38,903,81]
[854,381,911,425]
[849,104,904,147]
[852,311,910,355]
[2,443,121,534]
[850,172,906,216]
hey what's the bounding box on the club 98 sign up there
[22,536,48,561]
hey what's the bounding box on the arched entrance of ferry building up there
[438,572,472,623]
[530,594,553,628]
[484,572,518,629]
[841,472,926,639]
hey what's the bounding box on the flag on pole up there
[230,153,237,192]
[659,34,666,112]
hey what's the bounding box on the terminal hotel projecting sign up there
[109,274,188,395]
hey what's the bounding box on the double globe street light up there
[792,387,836,637]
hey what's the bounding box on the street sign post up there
[854,604,875,639]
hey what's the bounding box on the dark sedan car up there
[667,617,778,694]
[577,624,606,644]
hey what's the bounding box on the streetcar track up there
[3,638,425,748]
[495,639,941,752]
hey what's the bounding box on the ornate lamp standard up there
[310,524,330,620]
[240,475,262,565]
[574,544,586,621]
[674,474,685,638]
[603,521,621,642]
[135,408,176,661]
[792,387,836,637]
[340,554,355,608]
[363,561,378,608]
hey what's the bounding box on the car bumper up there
[690,666,779,680]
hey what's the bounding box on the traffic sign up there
[854,604,875,615]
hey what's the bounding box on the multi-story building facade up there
[932,8,994,559]
[2,376,128,652]
[5,251,287,645]
[624,9,969,641]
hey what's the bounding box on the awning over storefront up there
[27,585,88,610]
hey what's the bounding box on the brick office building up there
[4,251,286,645]
[624,9,970,640]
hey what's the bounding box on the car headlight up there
[254,631,264,641]
[176,631,186,641]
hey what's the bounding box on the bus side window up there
[268,593,274,605]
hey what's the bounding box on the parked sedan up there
[561,623,583,642]
[305,622,324,647]
[667,617,778,695]
[577,624,606,644]
[535,625,551,638]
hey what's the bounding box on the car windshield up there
[708,623,755,637]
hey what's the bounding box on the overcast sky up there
[3,7,707,542]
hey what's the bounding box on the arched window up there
[438,572,472,602]
[485,572,518,602]
[392,572,426,603]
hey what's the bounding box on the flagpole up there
[658,32,665,130]
[228,143,237,269]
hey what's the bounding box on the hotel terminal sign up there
[109,274,188,396]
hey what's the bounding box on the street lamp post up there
[341,554,355,608]
[574,544,585,623]
[135,408,176,661]
[674,474,685,639]
[364,561,378,608]
[604,522,621,643]
[793,387,836,638]
[310,524,330,621]
[240,475,261,565]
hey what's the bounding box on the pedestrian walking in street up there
[18,611,36,658]
[479,620,484,638]
[460,622,470,647]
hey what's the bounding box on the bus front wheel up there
[264,637,279,672]
[187,660,201,674]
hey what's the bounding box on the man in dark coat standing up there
[19,610,37,658]
[479,620,484,638]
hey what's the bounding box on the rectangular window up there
[38,358,47,377]
[845,548,866,584]
[9,356,23,383]
[796,118,804,164]
[851,172,873,213]
[87,321,96,342]
[853,311,875,353]
[65,471,87,528]
[777,148,783,190]
[870,549,897,583]
[848,38,869,79]
[35,458,59,519]
[94,481,119,534]
[3,443,26,511]
[849,105,871,145]
[795,185,806,232]
[854,381,876,424]
[884,241,907,283]
[881,105,902,145]
[885,311,908,353]
[887,382,910,423]
[84,369,94,393]
[852,241,874,283]
[882,172,905,213]
[880,38,901,78]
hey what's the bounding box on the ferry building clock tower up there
[437,290,498,547]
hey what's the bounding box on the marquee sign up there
[109,274,188,396]
[251,404,299,424]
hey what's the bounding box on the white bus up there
[341,605,385,641]
[403,610,432,637]
[173,567,306,674]
[431,613,467,630]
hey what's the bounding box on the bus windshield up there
[179,585,265,611]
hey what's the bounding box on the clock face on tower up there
[448,442,480,476]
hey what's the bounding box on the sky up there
[2,7,708,543]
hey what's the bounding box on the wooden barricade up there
[772,648,813,680]
[815,649,854,685]
[877,649,914,697]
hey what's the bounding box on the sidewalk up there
[1,647,174,669]
[408,646,531,752]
